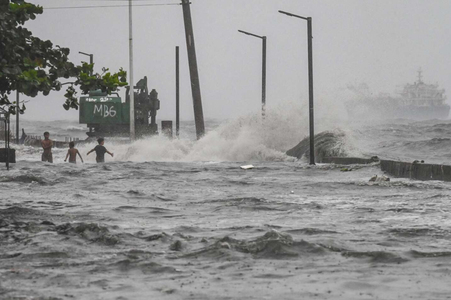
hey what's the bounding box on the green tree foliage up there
[0,0,127,115]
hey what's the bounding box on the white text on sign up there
[85,97,114,103]
[93,104,117,118]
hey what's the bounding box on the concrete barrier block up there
[442,165,451,181]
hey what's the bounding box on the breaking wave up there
[69,101,353,163]
[174,230,326,260]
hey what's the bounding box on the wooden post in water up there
[6,115,10,171]
[181,0,205,139]
[16,91,19,144]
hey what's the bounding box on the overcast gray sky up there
[22,0,451,121]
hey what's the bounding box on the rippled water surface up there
[2,159,451,299]
[2,115,451,299]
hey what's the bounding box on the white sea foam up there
[65,125,86,132]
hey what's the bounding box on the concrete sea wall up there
[287,131,451,182]
[319,157,378,165]
[320,156,451,182]
[379,160,451,182]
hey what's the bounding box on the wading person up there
[64,142,84,164]
[87,138,114,163]
[41,131,53,163]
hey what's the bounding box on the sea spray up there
[94,102,311,162]
[15,100,360,163]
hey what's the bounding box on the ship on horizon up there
[346,69,450,121]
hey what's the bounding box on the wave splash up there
[16,100,356,163]
[106,102,350,162]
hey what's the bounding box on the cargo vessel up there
[346,70,449,120]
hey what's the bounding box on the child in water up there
[64,141,84,164]
[87,138,114,163]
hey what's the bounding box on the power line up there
[43,3,180,10]
[41,0,171,1]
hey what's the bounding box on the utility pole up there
[181,0,205,139]
[129,0,135,141]
[176,46,180,137]
[16,91,19,144]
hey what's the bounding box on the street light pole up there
[307,19,314,165]
[279,10,315,165]
[79,51,94,75]
[176,46,180,138]
[262,36,267,119]
[129,0,135,141]
[238,30,267,119]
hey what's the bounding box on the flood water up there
[2,113,451,299]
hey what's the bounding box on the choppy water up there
[2,106,451,299]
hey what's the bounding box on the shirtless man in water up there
[41,132,53,163]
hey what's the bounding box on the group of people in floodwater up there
[41,132,114,164]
